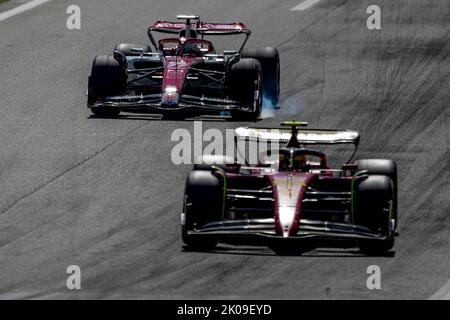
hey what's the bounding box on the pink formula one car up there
[182,122,399,255]
[87,15,280,120]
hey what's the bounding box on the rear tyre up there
[182,170,223,250]
[88,55,125,117]
[242,47,280,108]
[354,175,395,255]
[228,58,263,121]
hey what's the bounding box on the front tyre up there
[88,54,124,117]
[354,175,396,255]
[228,58,263,121]
[356,159,398,227]
[242,47,280,108]
[182,170,223,250]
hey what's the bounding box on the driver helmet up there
[278,153,290,171]
[293,154,307,170]
[183,42,202,56]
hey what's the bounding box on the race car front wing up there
[90,93,252,114]
[183,218,395,243]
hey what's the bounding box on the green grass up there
[0,0,9,4]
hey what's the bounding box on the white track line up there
[0,0,51,23]
[291,0,321,11]
[429,279,450,300]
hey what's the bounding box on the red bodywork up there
[270,172,318,237]
[222,166,355,239]
[222,148,337,238]
[158,38,215,105]
[149,20,251,105]
[224,166,325,237]
[161,55,197,104]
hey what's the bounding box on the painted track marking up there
[291,0,321,11]
[0,0,51,23]
[429,279,450,300]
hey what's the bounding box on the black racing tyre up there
[354,175,395,255]
[228,58,263,121]
[356,159,398,226]
[182,170,223,249]
[242,47,280,108]
[114,43,152,56]
[88,55,125,116]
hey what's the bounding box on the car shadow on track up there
[182,245,396,258]
[88,114,264,123]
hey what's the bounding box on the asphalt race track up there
[0,0,448,299]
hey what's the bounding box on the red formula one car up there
[87,15,280,120]
[182,122,399,255]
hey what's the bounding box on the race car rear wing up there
[234,125,360,146]
[234,122,360,166]
[149,20,251,35]
[148,16,251,53]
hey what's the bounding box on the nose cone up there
[161,86,179,106]
[271,172,317,238]
[279,206,296,238]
